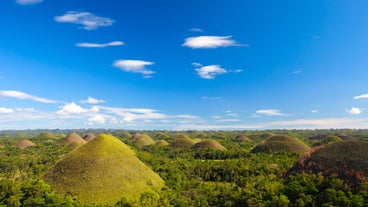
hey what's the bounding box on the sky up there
[1,0,368,130]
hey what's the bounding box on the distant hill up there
[14,140,36,149]
[154,140,169,146]
[171,136,195,148]
[42,134,164,205]
[131,133,155,147]
[37,132,58,140]
[193,139,226,151]
[235,134,250,142]
[251,135,310,154]
[83,133,96,141]
[288,140,368,188]
[59,132,86,148]
[306,133,355,141]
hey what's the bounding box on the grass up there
[171,136,195,148]
[251,135,310,154]
[59,132,86,148]
[154,140,169,146]
[132,133,155,147]
[42,134,164,205]
[37,132,58,140]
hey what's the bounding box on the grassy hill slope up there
[42,134,164,205]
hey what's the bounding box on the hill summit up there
[251,135,310,155]
[42,134,165,205]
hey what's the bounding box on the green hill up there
[171,136,195,148]
[131,133,155,147]
[154,140,169,146]
[193,139,226,151]
[59,132,86,148]
[42,134,165,205]
[288,140,368,187]
[251,135,310,154]
[37,132,58,140]
[14,139,36,149]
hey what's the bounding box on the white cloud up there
[81,97,105,104]
[218,119,240,122]
[0,107,14,114]
[76,41,124,48]
[189,28,204,32]
[0,90,58,103]
[202,96,222,100]
[113,59,155,76]
[195,64,227,79]
[353,94,368,99]
[293,69,302,74]
[311,109,319,113]
[86,115,106,125]
[255,109,288,116]
[57,102,88,115]
[211,115,222,119]
[348,107,362,115]
[227,113,238,117]
[192,62,203,67]
[55,11,115,30]
[16,0,42,5]
[182,36,244,49]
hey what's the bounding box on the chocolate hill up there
[42,134,164,205]
[251,135,310,154]
[193,139,226,151]
[288,140,368,188]
[59,132,86,148]
[14,140,36,149]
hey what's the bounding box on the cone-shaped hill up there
[14,139,36,149]
[171,136,195,148]
[251,135,310,155]
[37,132,58,140]
[235,134,250,142]
[288,141,368,187]
[154,140,169,146]
[193,139,226,151]
[42,134,165,205]
[131,133,155,147]
[83,133,96,141]
[60,132,86,148]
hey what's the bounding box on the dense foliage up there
[0,129,367,206]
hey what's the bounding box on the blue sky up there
[1,0,368,130]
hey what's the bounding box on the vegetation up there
[0,129,367,206]
[193,139,226,151]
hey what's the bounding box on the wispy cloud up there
[81,97,105,104]
[202,96,223,100]
[348,107,362,115]
[0,107,14,114]
[55,11,115,30]
[311,109,318,113]
[195,64,227,79]
[86,115,106,125]
[113,59,155,77]
[255,109,289,116]
[189,28,204,33]
[182,36,245,49]
[353,94,368,99]
[76,41,124,48]
[0,90,58,103]
[16,0,42,5]
[293,69,302,74]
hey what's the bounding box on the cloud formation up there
[255,109,288,116]
[55,11,115,30]
[76,41,124,48]
[16,0,42,5]
[195,64,227,79]
[183,36,243,49]
[189,28,204,32]
[0,90,58,103]
[348,107,362,115]
[353,94,368,99]
[0,107,14,114]
[81,97,105,104]
[113,59,155,76]
[57,102,89,115]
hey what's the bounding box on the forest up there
[0,129,367,207]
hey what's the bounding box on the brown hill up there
[83,133,96,141]
[235,134,250,142]
[42,134,164,205]
[193,139,226,151]
[171,136,195,148]
[14,140,36,149]
[60,132,86,148]
[37,132,58,139]
[154,140,169,146]
[131,133,155,147]
[288,141,368,188]
[251,135,310,155]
